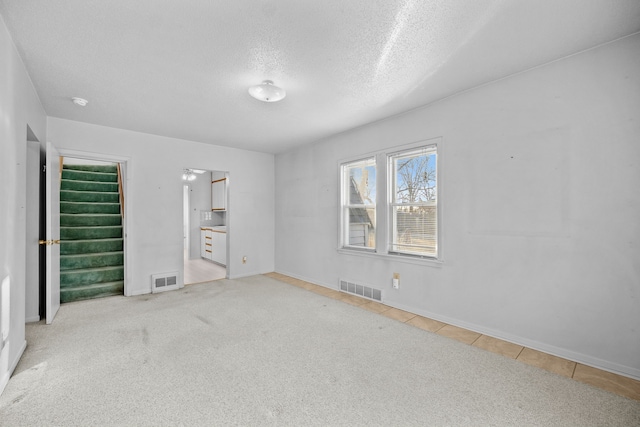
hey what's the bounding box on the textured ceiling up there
[1,0,639,153]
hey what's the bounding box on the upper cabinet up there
[211,177,227,211]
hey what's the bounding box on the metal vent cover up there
[339,279,382,302]
[151,272,180,293]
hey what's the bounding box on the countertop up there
[201,226,226,233]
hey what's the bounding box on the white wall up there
[0,14,47,395]
[274,34,640,379]
[47,118,275,294]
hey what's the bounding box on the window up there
[389,146,437,258]
[340,141,439,260]
[341,157,376,250]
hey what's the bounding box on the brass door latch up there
[39,239,61,245]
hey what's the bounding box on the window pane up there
[347,159,376,205]
[342,157,376,250]
[348,207,376,248]
[390,146,437,257]
[391,206,436,256]
[393,151,436,204]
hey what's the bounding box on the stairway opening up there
[59,158,125,303]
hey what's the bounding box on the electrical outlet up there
[392,273,400,289]
[242,256,247,264]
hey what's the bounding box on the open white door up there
[44,142,61,324]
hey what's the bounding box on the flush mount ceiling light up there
[248,80,286,102]
[71,97,88,107]
[182,169,197,181]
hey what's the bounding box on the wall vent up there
[339,279,382,302]
[151,272,180,293]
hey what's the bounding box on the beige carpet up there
[1,275,639,426]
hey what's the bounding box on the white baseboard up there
[274,269,336,290]
[229,271,263,280]
[128,288,151,297]
[25,316,40,323]
[0,339,27,397]
[272,270,640,381]
[387,299,640,381]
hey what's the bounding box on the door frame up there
[45,142,61,323]
[56,148,132,297]
[183,185,190,255]
[182,168,230,281]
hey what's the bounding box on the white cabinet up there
[200,228,213,260]
[201,228,226,266]
[211,231,226,266]
[211,178,227,211]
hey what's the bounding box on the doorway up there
[56,156,125,303]
[56,149,130,299]
[183,168,227,284]
[25,143,132,324]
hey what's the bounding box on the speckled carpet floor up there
[1,275,639,426]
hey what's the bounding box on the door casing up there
[55,149,132,297]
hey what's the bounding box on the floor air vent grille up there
[339,280,382,302]
[151,272,180,293]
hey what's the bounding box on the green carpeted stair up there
[60,164,124,303]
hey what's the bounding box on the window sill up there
[337,248,443,268]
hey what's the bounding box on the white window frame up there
[340,157,377,252]
[338,138,442,265]
[388,144,438,259]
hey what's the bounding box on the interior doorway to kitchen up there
[183,168,228,284]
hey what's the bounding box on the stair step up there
[59,164,124,303]
[61,225,122,240]
[60,201,120,214]
[61,180,118,193]
[60,266,124,288]
[63,164,117,173]
[60,190,119,203]
[60,251,124,271]
[60,281,124,304]
[62,169,118,183]
[61,238,123,255]
[61,214,121,227]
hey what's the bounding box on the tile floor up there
[265,272,640,402]
[184,255,226,284]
